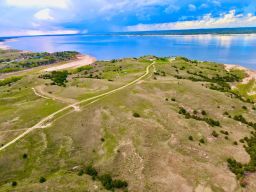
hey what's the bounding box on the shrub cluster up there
[81,165,128,191]
[233,115,256,129]
[178,107,220,127]
[40,71,69,86]
[227,132,256,182]
[0,76,22,87]
[98,174,128,190]
[212,131,219,138]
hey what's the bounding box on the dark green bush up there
[85,165,98,177]
[133,112,140,118]
[199,138,205,144]
[22,153,28,159]
[113,180,128,188]
[220,130,229,135]
[212,131,219,138]
[98,174,113,190]
[11,181,17,187]
[78,170,84,176]
[201,110,207,116]
[39,177,46,183]
[40,71,69,86]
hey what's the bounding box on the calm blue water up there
[5,34,256,69]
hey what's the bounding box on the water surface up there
[5,34,256,69]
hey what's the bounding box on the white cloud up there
[24,29,79,36]
[6,0,70,9]
[0,29,79,37]
[34,9,54,20]
[188,4,196,11]
[212,0,221,7]
[200,3,208,9]
[126,10,256,31]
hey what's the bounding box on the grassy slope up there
[0,57,256,191]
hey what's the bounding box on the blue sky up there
[0,0,256,36]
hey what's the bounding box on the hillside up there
[0,54,256,192]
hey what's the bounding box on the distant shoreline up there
[1,26,256,39]
[1,32,256,71]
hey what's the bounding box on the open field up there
[0,54,256,192]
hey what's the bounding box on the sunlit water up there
[5,34,256,69]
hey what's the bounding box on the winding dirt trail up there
[0,62,155,152]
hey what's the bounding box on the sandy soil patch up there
[44,55,96,72]
[225,64,256,84]
[0,42,10,50]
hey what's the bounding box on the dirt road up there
[0,62,155,152]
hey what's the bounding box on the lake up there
[4,34,256,69]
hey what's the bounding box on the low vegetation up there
[1,55,256,191]
[40,70,69,86]
[82,165,128,191]
[0,50,78,73]
[227,132,256,185]
[233,115,256,129]
[0,76,22,86]
[179,107,220,127]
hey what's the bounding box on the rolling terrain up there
[0,52,256,192]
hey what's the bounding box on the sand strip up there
[44,55,96,72]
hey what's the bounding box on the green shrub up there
[0,76,22,87]
[40,71,68,86]
[113,179,128,188]
[212,131,219,138]
[220,130,229,135]
[98,174,128,190]
[85,165,98,177]
[11,181,17,187]
[78,170,84,176]
[98,174,113,190]
[179,107,187,115]
[233,141,238,145]
[133,112,140,118]
[223,112,229,116]
[201,110,207,116]
[22,153,28,159]
[199,138,205,144]
[39,177,46,183]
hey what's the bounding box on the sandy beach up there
[225,64,256,84]
[44,55,96,72]
[0,42,10,50]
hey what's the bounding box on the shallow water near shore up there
[4,34,256,69]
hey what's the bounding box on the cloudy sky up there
[0,0,256,36]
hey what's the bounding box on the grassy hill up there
[0,54,256,192]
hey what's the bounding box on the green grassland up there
[0,54,256,192]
